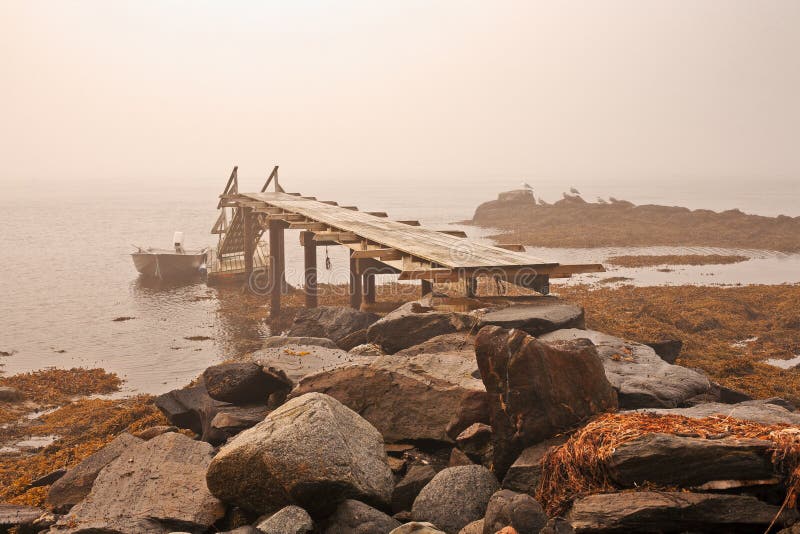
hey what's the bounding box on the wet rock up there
[392,464,437,513]
[501,436,567,496]
[222,527,261,534]
[51,432,225,534]
[448,447,473,467]
[337,329,369,351]
[540,519,574,534]
[566,491,797,533]
[47,433,143,513]
[394,333,475,357]
[455,423,492,462]
[476,326,617,476]
[638,399,800,425]
[204,362,276,404]
[644,339,682,364]
[28,468,66,488]
[248,345,371,384]
[324,499,400,534]
[0,386,23,402]
[289,306,379,347]
[608,433,775,489]
[390,523,446,534]
[482,489,547,534]
[367,301,477,354]
[263,336,339,349]
[539,329,711,409]
[206,392,394,517]
[210,404,271,439]
[478,298,585,336]
[412,465,499,534]
[133,425,178,440]
[294,352,488,443]
[458,520,484,534]
[0,503,44,530]
[154,380,231,442]
[255,505,314,534]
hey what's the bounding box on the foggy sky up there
[1,1,798,188]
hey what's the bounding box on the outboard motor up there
[173,231,185,253]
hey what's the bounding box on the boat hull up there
[132,250,207,279]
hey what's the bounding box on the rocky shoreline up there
[3,294,799,533]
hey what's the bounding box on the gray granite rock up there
[478,298,585,336]
[255,505,314,534]
[324,499,400,534]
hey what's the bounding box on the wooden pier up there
[210,166,604,314]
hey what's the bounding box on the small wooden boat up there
[132,232,208,279]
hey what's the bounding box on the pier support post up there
[465,276,477,298]
[363,271,376,305]
[420,279,433,297]
[242,207,254,279]
[302,231,318,308]
[269,220,286,315]
[349,252,363,309]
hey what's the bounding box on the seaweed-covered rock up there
[206,393,394,517]
[539,329,711,409]
[412,465,499,534]
[639,400,800,425]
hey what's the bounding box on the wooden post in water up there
[421,279,433,296]
[349,252,363,309]
[363,271,376,305]
[302,231,318,308]
[269,219,285,315]
[242,207,254,278]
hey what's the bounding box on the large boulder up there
[206,393,394,517]
[501,436,567,496]
[482,490,547,534]
[324,499,401,534]
[566,491,797,533]
[255,505,314,534]
[289,306,379,347]
[539,329,711,409]
[247,345,371,384]
[203,362,289,404]
[263,336,339,349]
[50,432,225,534]
[46,433,143,513]
[154,380,231,443]
[210,405,271,440]
[367,301,477,354]
[639,399,800,425]
[294,352,488,443]
[412,465,499,534]
[478,298,585,336]
[608,433,775,489]
[476,326,617,476]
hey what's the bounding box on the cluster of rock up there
[6,296,800,533]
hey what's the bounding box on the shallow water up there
[1,177,798,395]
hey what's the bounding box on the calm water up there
[1,176,799,394]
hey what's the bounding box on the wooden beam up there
[548,263,605,275]
[289,222,328,231]
[439,230,468,238]
[496,244,526,252]
[349,251,362,309]
[397,220,421,226]
[265,213,305,222]
[363,272,376,305]
[303,232,318,308]
[398,268,458,282]
[301,196,317,200]
[268,220,285,315]
[252,206,283,215]
[341,206,358,211]
[366,211,388,217]
[313,232,360,243]
[350,248,403,260]
[321,201,338,206]
[421,279,433,296]
[465,276,477,298]
[242,206,254,277]
[260,166,279,193]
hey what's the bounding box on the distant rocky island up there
[469,189,800,252]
